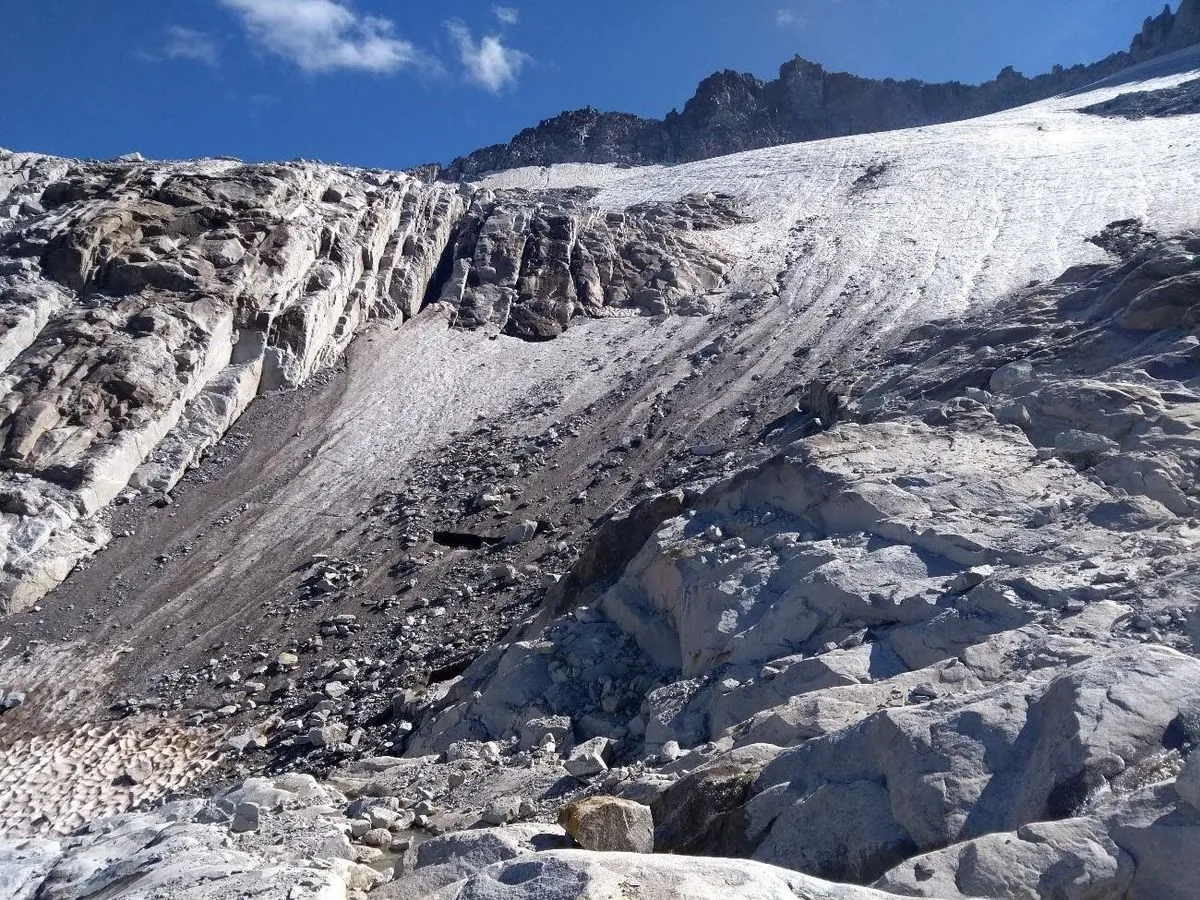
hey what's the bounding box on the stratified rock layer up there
[441,189,745,339]
[0,153,470,612]
[0,152,747,612]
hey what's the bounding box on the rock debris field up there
[1,41,1200,900]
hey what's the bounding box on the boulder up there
[230,802,261,834]
[564,736,613,778]
[1176,752,1200,811]
[559,797,654,853]
[438,850,919,899]
[873,817,1135,898]
[744,646,1200,882]
[519,715,573,751]
[652,744,781,855]
[503,519,540,545]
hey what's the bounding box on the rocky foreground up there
[6,216,1200,900]
[2,35,1200,900]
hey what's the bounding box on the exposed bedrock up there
[438,188,746,340]
[0,151,749,613]
[0,150,470,612]
[406,225,1200,896]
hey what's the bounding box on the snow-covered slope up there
[484,49,1200,357]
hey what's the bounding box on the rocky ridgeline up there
[0,151,742,614]
[434,0,1200,179]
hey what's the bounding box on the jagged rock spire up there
[437,4,1200,180]
[1131,0,1200,58]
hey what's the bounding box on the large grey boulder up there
[744,646,1200,882]
[436,850,926,899]
[873,817,1136,899]
[392,824,570,897]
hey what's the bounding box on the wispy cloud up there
[139,25,219,66]
[445,19,530,93]
[776,9,808,28]
[162,26,220,65]
[492,5,519,26]
[220,0,424,74]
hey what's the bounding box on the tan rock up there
[559,796,653,853]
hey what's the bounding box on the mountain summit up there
[432,0,1200,180]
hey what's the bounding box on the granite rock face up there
[440,189,746,339]
[435,0,1200,179]
[0,152,750,613]
[410,224,1200,896]
[0,151,467,613]
[1132,0,1200,58]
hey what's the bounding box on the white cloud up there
[492,5,519,26]
[776,9,807,27]
[220,0,422,74]
[162,26,220,65]
[446,19,530,93]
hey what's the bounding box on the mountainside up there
[0,35,1199,900]
[434,0,1200,180]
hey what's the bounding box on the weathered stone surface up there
[0,808,347,899]
[0,151,466,612]
[559,797,654,853]
[745,646,1200,881]
[387,824,569,897]
[873,817,1136,899]
[406,223,1200,898]
[442,189,746,339]
[437,850,917,900]
[651,744,781,856]
[563,736,613,777]
[1177,752,1200,811]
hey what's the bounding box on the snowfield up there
[481,47,1200,356]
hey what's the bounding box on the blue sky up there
[0,0,1178,169]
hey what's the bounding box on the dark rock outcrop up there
[433,0,1200,180]
[437,189,748,340]
[1081,75,1200,119]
